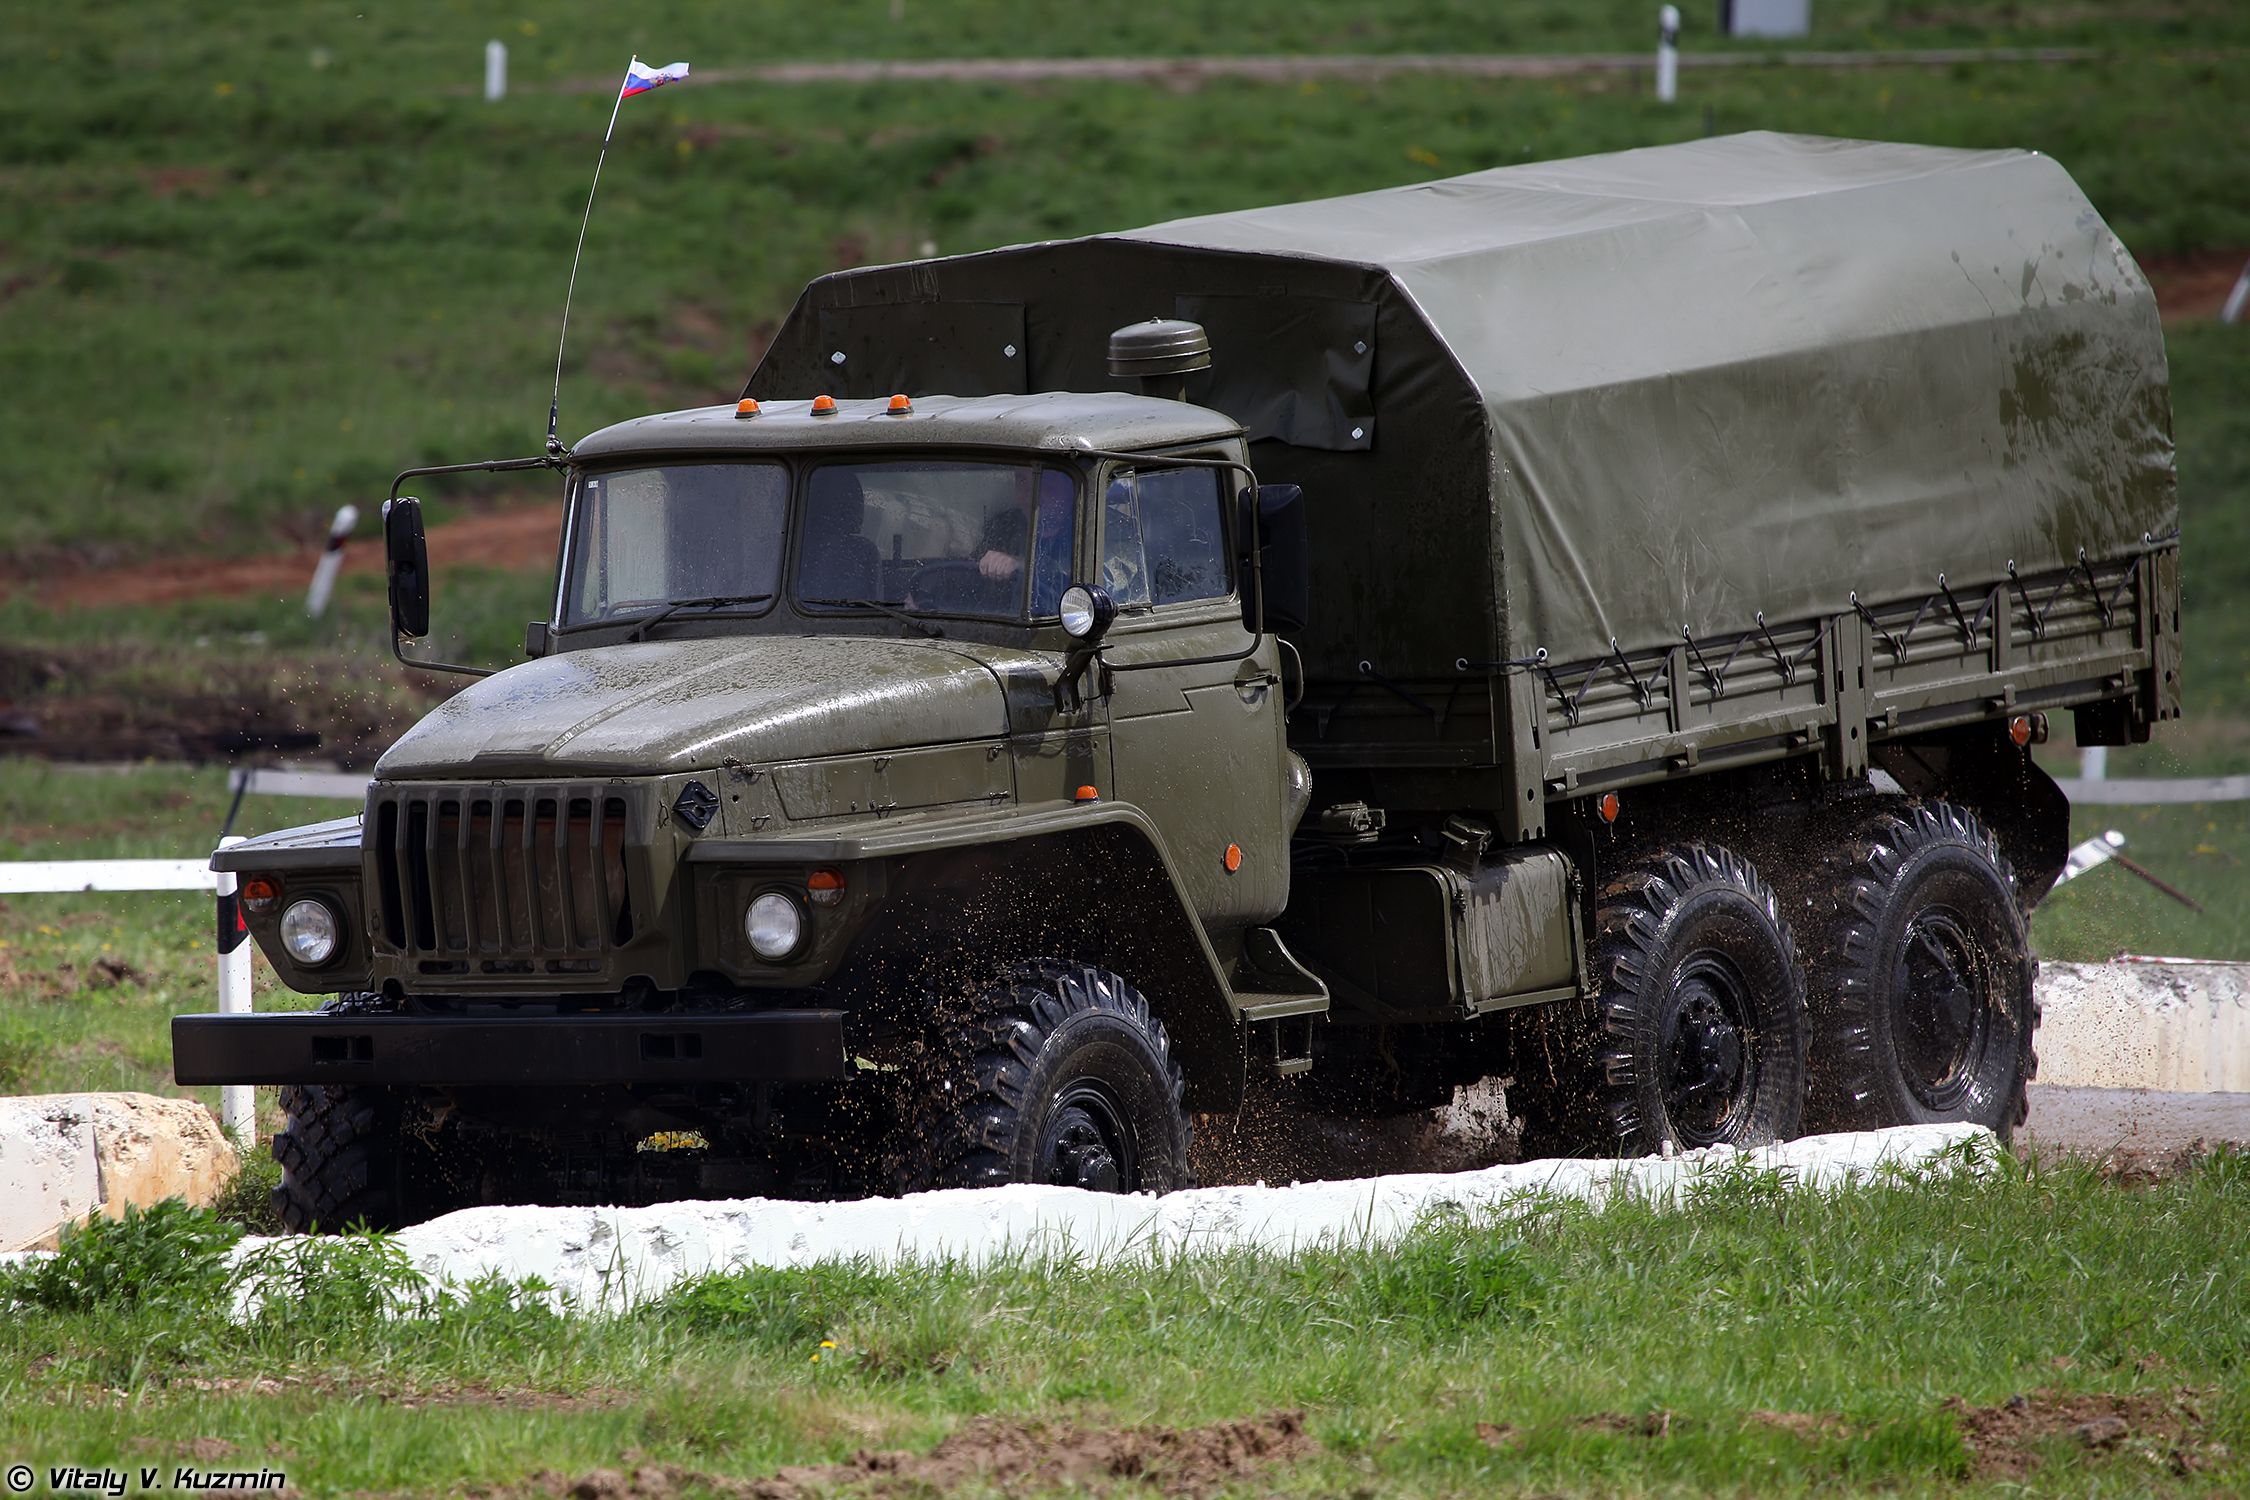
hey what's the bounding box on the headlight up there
[745,892,804,959]
[280,899,340,966]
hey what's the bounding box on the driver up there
[975,467,1074,614]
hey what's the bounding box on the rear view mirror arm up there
[381,455,563,679]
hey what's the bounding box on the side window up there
[1101,466,1230,609]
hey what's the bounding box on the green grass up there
[0,760,333,1129]
[2,1149,2244,1496]
[1,4,2245,559]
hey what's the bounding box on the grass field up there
[2,3,2245,559]
[2,1148,2244,1496]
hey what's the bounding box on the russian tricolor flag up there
[622,58,690,97]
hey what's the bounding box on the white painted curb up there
[225,1123,1986,1314]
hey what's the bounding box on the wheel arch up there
[856,811,1247,1112]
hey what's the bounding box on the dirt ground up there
[33,502,562,612]
[500,1411,1313,1500]
[2146,249,2250,324]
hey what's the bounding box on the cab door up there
[1098,461,1289,928]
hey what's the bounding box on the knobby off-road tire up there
[1517,843,1808,1158]
[271,1082,406,1233]
[898,961,1194,1195]
[1803,801,2036,1141]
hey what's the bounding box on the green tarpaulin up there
[749,132,2175,674]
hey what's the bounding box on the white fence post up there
[1657,6,1681,104]
[485,40,508,102]
[215,834,255,1146]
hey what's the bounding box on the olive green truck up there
[176,133,2179,1229]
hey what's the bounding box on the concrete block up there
[2035,963,2250,1092]
[0,1092,239,1252]
[0,1100,101,1253]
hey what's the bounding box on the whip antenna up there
[546,55,691,456]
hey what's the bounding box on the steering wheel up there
[907,558,1013,615]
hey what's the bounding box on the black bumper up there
[172,1011,850,1087]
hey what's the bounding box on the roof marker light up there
[1074,785,1100,803]
[811,394,838,414]
[887,394,912,414]
[735,398,760,418]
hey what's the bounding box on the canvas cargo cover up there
[748,132,2176,674]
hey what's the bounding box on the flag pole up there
[547,59,637,456]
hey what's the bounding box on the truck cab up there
[182,387,1338,1225]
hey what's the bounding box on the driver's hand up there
[978,550,1023,581]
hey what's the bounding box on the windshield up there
[563,463,787,627]
[800,460,1075,620]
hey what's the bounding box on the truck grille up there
[369,786,633,972]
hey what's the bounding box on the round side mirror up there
[1059,584,1118,643]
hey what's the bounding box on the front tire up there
[1518,842,1808,1157]
[1803,801,2035,1140]
[271,1082,406,1233]
[901,961,1194,1194]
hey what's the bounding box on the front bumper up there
[172,1011,849,1087]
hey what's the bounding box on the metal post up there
[304,502,359,619]
[214,835,255,1146]
[485,40,508,102]
[1657,6,1680,104]
[2223,256,2250,325]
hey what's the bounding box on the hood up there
[376,636,1011,780]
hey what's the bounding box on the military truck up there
[176,133,2178,1229]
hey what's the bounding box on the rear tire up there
[898,961,1194,1194]
[271,1082,405,1233]
[1518,842,1807,1157]
[1803,801,2035,1141]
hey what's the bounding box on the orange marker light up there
[1074,785,1100,803]
[807,867,846,907]
[810,394,838,414]
[735,397,760,418]
[241,875,281,911]
[1223,843,1243,873]
[887,394,912,414]
[1598,792,1621,823]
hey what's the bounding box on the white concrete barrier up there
[0,1094,239,1252]
[226,1123,1985,1314]
[2036,962,2250,1092]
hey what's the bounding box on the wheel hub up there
[1038,1083,1132,1192]
[1659,960,1755,1146]
[1895,909,1989,1109]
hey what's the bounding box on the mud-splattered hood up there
[375,636,1009,780]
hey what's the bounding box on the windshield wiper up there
[800,598,945,638]
[623,593,775,642]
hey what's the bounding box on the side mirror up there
[1239,483,1310,634]
[525,621,551,659]
[384,497,431,640]
[1059,584,1118,648]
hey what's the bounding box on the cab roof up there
[570,390,1241,463]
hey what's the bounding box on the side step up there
[1230,927,1327,1078]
